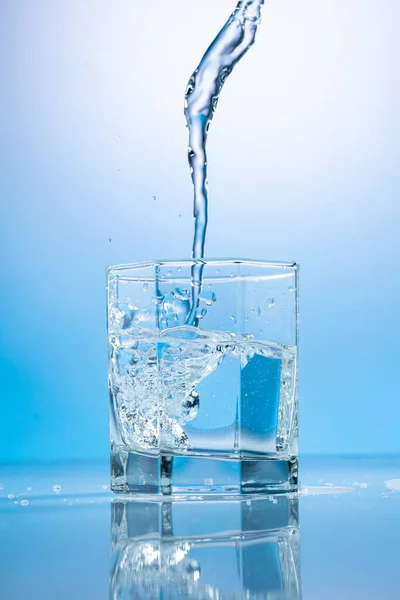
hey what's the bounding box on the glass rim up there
[106,258,299,275]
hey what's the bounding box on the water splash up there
[184,0,265,324]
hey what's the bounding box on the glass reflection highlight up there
[110,495,301,599]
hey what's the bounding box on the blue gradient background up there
[1,0,399,462]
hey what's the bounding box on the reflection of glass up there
[110,496,301,599]
[107,260,299,495]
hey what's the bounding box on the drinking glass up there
[107,259,299,495]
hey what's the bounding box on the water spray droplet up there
[199,291,217,306]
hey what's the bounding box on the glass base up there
[111,444,298,496]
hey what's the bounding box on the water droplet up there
[268,298,275,307]
[52,485,61,494]
[167,270,172,276]
[142,282,149,291]
[102,485,108,490]
[195,307,207,319]
[256,305,261,317]
[289,286,295,292]
[199,290,217,306]
[27,487,32,491]
[229,272,234,278]
[177,267,182,272]
[179,213,182,218]
[7,494,14,499]
[229,315,236,324]
[108,238,112,242]
[20,500,29,506]
[152,195,157,201]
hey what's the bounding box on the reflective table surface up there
[1,457,399,599]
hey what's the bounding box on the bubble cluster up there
[109,325,235,451]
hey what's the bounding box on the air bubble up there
[268,298,275,307]
[152,195,157,201]
[256,305,261,317]
[173,288,191,301]
[153,293,165,305]
[289,286,295,292]
[195,307,207,319]
[20,500,29,506]
[142,282,149,291]
[108,238,112,242]
[177,267,182,272]
[52,485,61,494]
[167,270,172,276]
[7,494,14,499]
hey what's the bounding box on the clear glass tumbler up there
[107,259,299,495]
